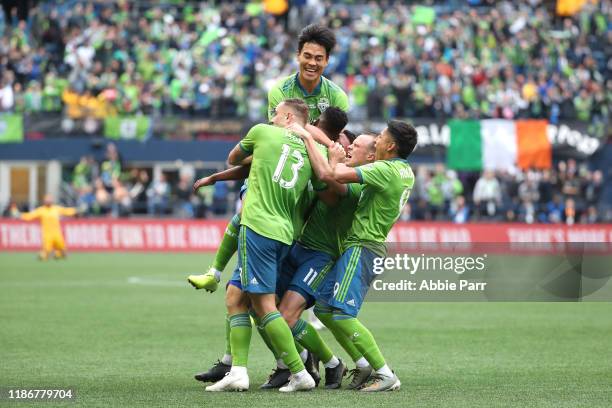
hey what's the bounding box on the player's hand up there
[193,176,215,193]
[329,142,346,164]
[287,123,312,140]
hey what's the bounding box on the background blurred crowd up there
[0,0,610,138]
[404,159,606,224]
[2,143,607,224]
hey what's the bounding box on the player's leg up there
[212,212,241,273]
[313,302,372,389]
[194,268,242,383]
[314,250,372,389]
[250,308,291,389]
[250,293,314,392]
[53,233,67,259]
[256,255,319,390]
[241,226,314,392]
[326,246,400,392]
[280,290,345,389]
[39,233,53,261]
[205,283,251,391]
[279,246,346,388]
[188,213,241,292]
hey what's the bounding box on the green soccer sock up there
[250,310,280,359]
[224,314,232,355]
[314,304,363,362]
[229,312,252,367]
[291,319,334,364]
[212,213,240,271]
[261,311,304,374]
[331,313,386,370]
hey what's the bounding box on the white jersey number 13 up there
[272,144,304,189]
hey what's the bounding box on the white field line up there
[0,277,186,287]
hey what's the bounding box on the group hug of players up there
[187,24,418,393]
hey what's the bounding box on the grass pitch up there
[1,253,611,407]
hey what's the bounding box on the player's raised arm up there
[305,124,333,148]
[59,207,77,217]
[20,207,42,221]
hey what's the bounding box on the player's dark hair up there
[387,120,418,159]
[318,107,348,141]
[282,98,309,125]
[342,129,357,144]
[298,24,336,58]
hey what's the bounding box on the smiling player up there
[268,24,349,124]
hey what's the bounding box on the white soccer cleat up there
[205,370,249,392]
[359,373,401,392]
[278,372,315,392]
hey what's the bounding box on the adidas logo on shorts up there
[251,277,259,285]
[347,299,356,307]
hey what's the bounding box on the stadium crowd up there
[404,159,605,224]
[0,0,609,137]
[1,142,607,224]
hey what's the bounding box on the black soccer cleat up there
[305,351,321,387]
[260,367,291,389]
[194,360,231,383]
[324,358,347,389]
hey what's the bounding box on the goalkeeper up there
[21,194,77,260]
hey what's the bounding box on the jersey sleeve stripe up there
[239,142,252,153]
[355,168,364,184]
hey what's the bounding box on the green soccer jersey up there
[239,123,325,245]
[291,144,329,240]
[343,159,415,256]
[268,73,349,123]
[299,184,363,259]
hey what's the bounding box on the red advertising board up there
[1,219,611,252]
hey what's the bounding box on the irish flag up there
[446,119,552,171]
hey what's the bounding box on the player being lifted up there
[190,23,348,292]
[311,121,417,392]
[204,99,325,392]
[20,194,77,260]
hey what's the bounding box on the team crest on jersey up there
[317,98,330,112]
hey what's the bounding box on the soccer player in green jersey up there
[268,24,349,124]
[194,109,351,390]
[314,120,418,392]
[189,23,350,385]
[271,126,382,390]
[190,109,347,387]
[205,99,323,392]
[189,23,348,294]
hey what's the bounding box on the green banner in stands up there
[104,116,151,141]
[0,114,24,143]
[412,6,436,26]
